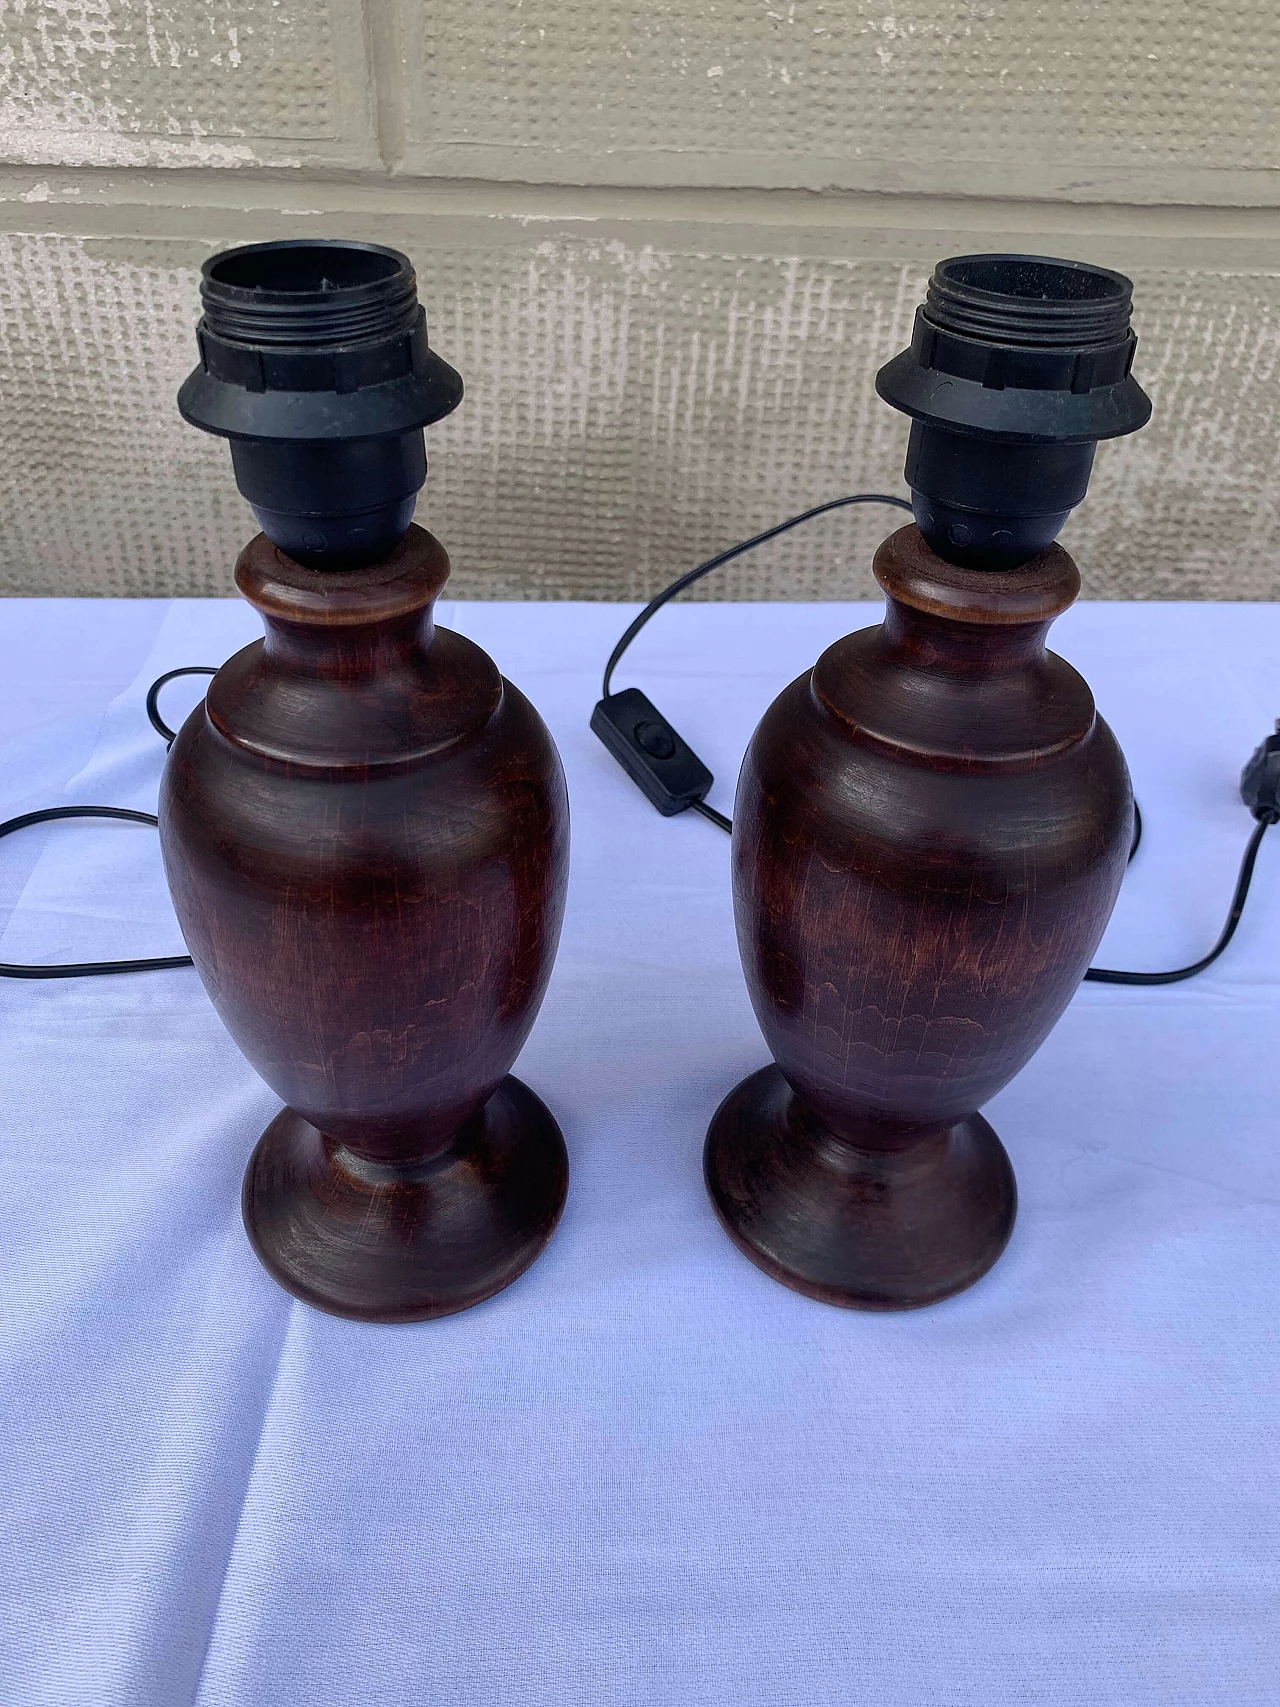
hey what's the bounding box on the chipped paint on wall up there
[0,0,360,166]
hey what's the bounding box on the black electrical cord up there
[1083,810,1276,985]
[146,666,218,747]
[601,492,913,701]
[597,494,1275,988]
[0,667,217,980]
[691,799,733,833]
[0,808,192,979]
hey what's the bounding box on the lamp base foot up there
[704,1066,1015,1310]
[243,1076,568,1323]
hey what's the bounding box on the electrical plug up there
[1241,721,1280,823]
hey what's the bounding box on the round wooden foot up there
[242,1076,568,1323]
[704,1066,1016,1310]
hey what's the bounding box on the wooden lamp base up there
[703,256,1149,1314]
[167,243,572,1325]
[705,1067,1015,1311]
[161,528,572,1323]
[704,526,1131,1314]
[242,1077,568,1323]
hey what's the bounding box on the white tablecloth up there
[1,594,1277,1706]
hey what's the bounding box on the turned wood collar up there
[233,522,451,628]
[873,523,1080,627]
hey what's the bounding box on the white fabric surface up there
[0,594,1277,1706]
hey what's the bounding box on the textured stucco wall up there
[1,0,1278,599]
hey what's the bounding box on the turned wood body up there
[158,526,569,1319]
[737,525,1131,1141]
[707,524,1132,1308]
[161,526,568,1162]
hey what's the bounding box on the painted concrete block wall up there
[395,0,1280,203]
[0,0,1277,599]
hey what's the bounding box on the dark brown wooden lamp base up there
[705,253,1154,1311]
[162,526,573,1325]
[163,241,570,1323]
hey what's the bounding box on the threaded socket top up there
[924,255,1135,350]
[875,250,1152,570]
[199,240,420,348]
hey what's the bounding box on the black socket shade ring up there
[178,239,463,444]
[876,252,1151,447]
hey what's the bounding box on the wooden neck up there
[207,524,501,773]
[813,524,1094,772]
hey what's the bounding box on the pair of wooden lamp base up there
[160,522,1120,1325]
[163,239,1148,1324]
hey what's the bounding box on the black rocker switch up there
[591,687,714,816]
